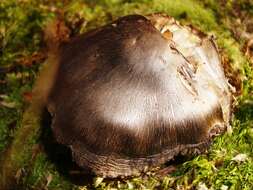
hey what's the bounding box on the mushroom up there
[46,14,231,177]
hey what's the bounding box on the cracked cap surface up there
[47,14,231,177]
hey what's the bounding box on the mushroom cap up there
[47,14,231,177]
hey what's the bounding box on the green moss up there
[23,153,48,187]
[21,153,74,190]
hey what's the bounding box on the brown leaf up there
[18,52,46,67]
[162,30,173,40]
[15,168,24,183]
[214,159,224,168]
[23,91,33,102]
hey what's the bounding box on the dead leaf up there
[221,185,229,190]
[0,101,17,108]
[15,168,24,183]
[231,153,248,163]
[197,182,208,190]
[0,95,16,108]
[23,91,33,102]
[162,30,173,40]
[94,177,104,188]
[46,173,53,187]
[18,52,46,67]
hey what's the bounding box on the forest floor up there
[0,0,253,189]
